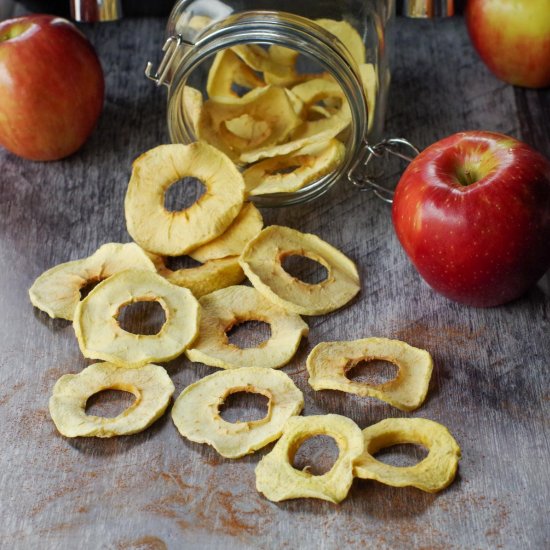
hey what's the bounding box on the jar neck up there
[168,11,368,165]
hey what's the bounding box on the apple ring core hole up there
[85,389,137,418]
[226,319,272,349]
[218,390,270,423]
[116,299,167,335]
[345,359,399,386]
[292,434,340,476]
[164,177,206,212]
[281,254,329,284]
[374,443,429,467]
[164,255,202,271]
[79,277,104,300]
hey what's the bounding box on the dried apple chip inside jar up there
[198,86,301,162]
[315,19,366,66]
[239,225,360,316]
[171,367,304,458]
[153,255,246,299]
[255,414,364,503]
[186,285,309,369]
[124,142,244,256]
[73,270,200,368]
[354,418,461,493]
[243,139,346,196]
[49,362,174,438]
[29,242,157,321]
[307,338,433,411]
[206,49,265,99]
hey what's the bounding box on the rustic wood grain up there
[1,15,549,550]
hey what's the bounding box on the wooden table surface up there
[1,14,549,550]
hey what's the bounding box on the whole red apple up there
[392,131,550,307]
[0,15,104,161]
[466,0,550,88]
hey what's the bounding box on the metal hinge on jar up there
[145,35,193,87]
[347,138,420,203]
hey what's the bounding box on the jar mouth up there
[167,10,368,207]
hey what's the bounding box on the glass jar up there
[147,0,396,206]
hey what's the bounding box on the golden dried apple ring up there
[124,142,244,256]
[207,49,265,99]
[255,414,364,503]
[239,80,351,164]
[315,19,366,66]
[231,44,289,78]
[155,255,246,298]
[243,139,346,196]
[190,203,263,263]
[198,86,301,161]
[239,225,360,316]
[186,285,309,370]
[171,367,304,458]
[29,242,157,321]
[359,63,377,132]
[354,418,461,493]
[182,86,203,135]
[306,338,433,411]
[49,362,174,438]
[73,270,200,368]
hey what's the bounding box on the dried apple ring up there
[255,414,364,503]
[124,142,244,256]
[73,270,200,368]
[190,202,263,263]
[154,255,246,298]
[315,19,366,66]
[243,139,346,196]
[206,49,265,99]
[231,44,289,78]
[359,63,377,132]
[198,86,301,162]
[239,225,360,316]
[186,285,309,370]
[182,86,203,134]
[49,362,174,438]
[307,338,433,411]
[354,418,461,493]
[29,242,157,321]
[171,367,304,458]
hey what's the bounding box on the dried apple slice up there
[307,338,433,411]
[315,19,366,66]
[171,367,304,458]
[239,79,351,164]
[186,285,309,370]
[207,49,265,99]
[49,362,174,438]
[239,225,360,315]
[244,139,346,195]
[73,270,200,368]
[182,86,203,134]
[154,255,246,298]
[190,203,263,262]
[198,86,301,161]
[29,242,157,321]
[255,414,364,503]
[354,418,461,493]
[359,63,377,132]
[124,143,244,256]
[231,44,289,78]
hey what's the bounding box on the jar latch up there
[347,138,420,203]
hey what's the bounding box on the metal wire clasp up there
[145,35,193,87]
[347,138,420,203]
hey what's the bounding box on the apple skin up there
[466,0,550,88]
[392,131,550,307]
[0,15,104,161]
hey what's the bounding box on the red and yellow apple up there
[0,15,104,161]
[466,0,550,88]
[392,131,550,307]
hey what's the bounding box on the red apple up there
[0,15,104,161]
[392,131,550,307]
[466,0,550,88]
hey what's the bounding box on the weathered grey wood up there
[1,15,549,550]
